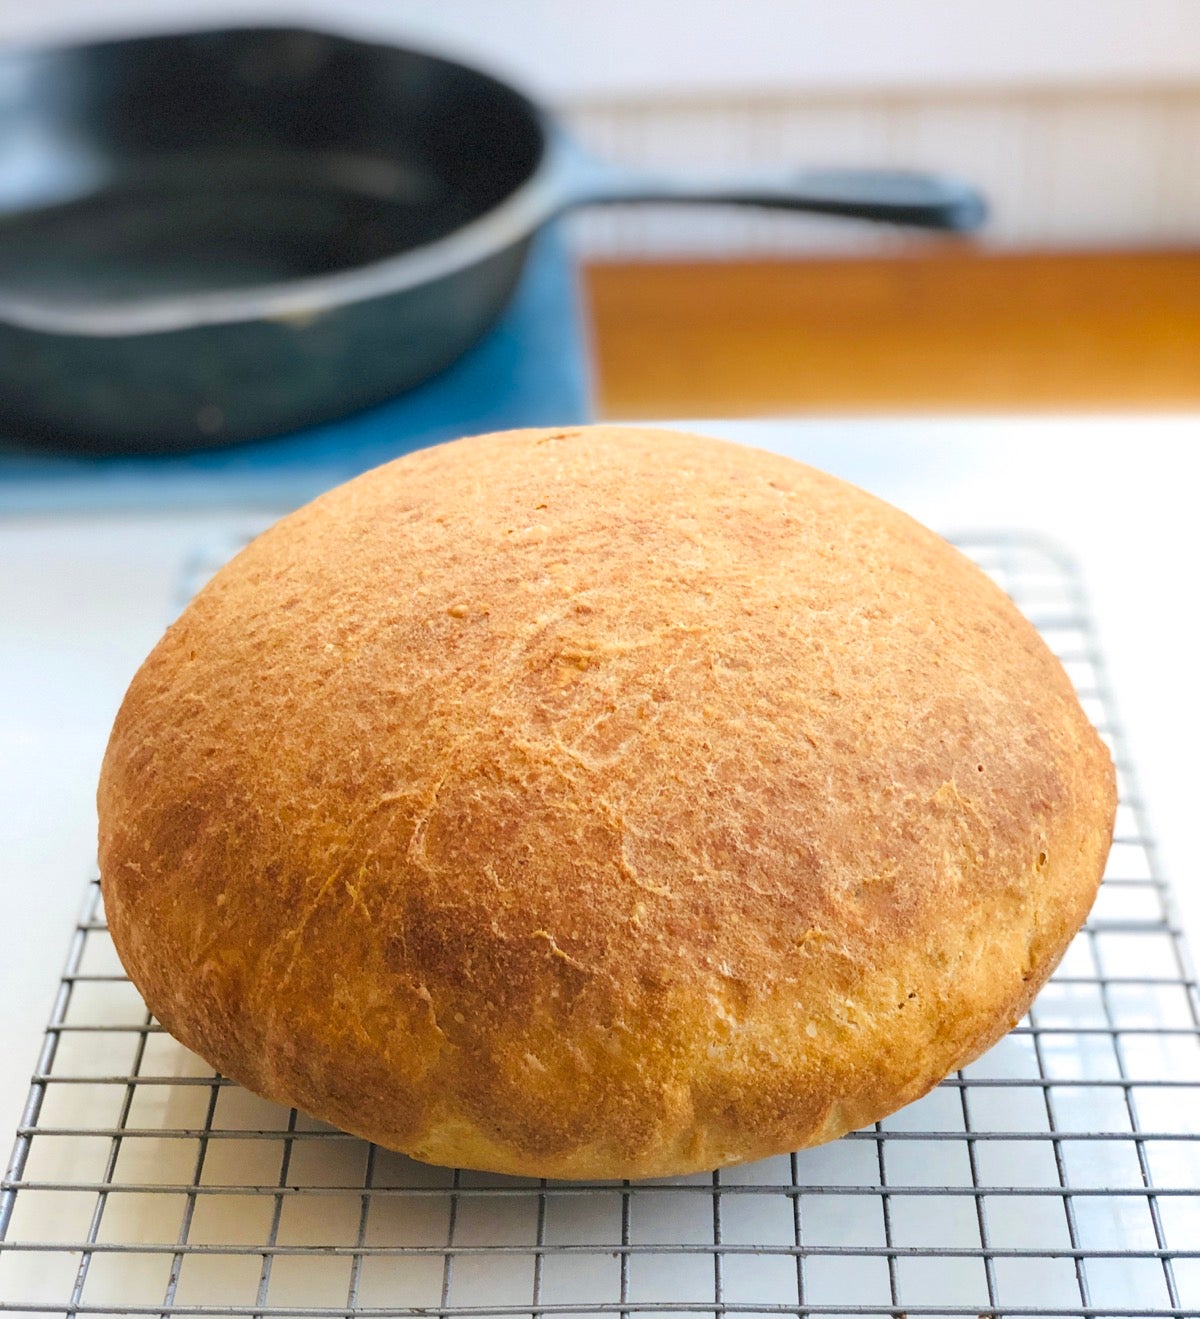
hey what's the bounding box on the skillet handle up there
[550,149,986,232]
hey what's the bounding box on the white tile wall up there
[564,85,1200,255]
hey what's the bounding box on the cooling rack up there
[1,531,1198,1318]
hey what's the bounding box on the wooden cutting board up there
[584,247,1200,417]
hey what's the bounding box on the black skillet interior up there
[0,27,545,309]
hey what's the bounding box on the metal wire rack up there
[1,531,1198,1318]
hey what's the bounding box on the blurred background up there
[0,0,1197,437]
[362,0,1200,419]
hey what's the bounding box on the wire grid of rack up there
[1,530,1198,1318]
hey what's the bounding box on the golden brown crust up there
[98,425,1115,1178]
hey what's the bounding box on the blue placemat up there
[0,226,591,514]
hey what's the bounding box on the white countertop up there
[2,414,1197,1146]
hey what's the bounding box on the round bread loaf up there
[98,426,1115,1179]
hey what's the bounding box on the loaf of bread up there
[98,426,1115,1179]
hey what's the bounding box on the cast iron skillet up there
[0,27,987,452]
